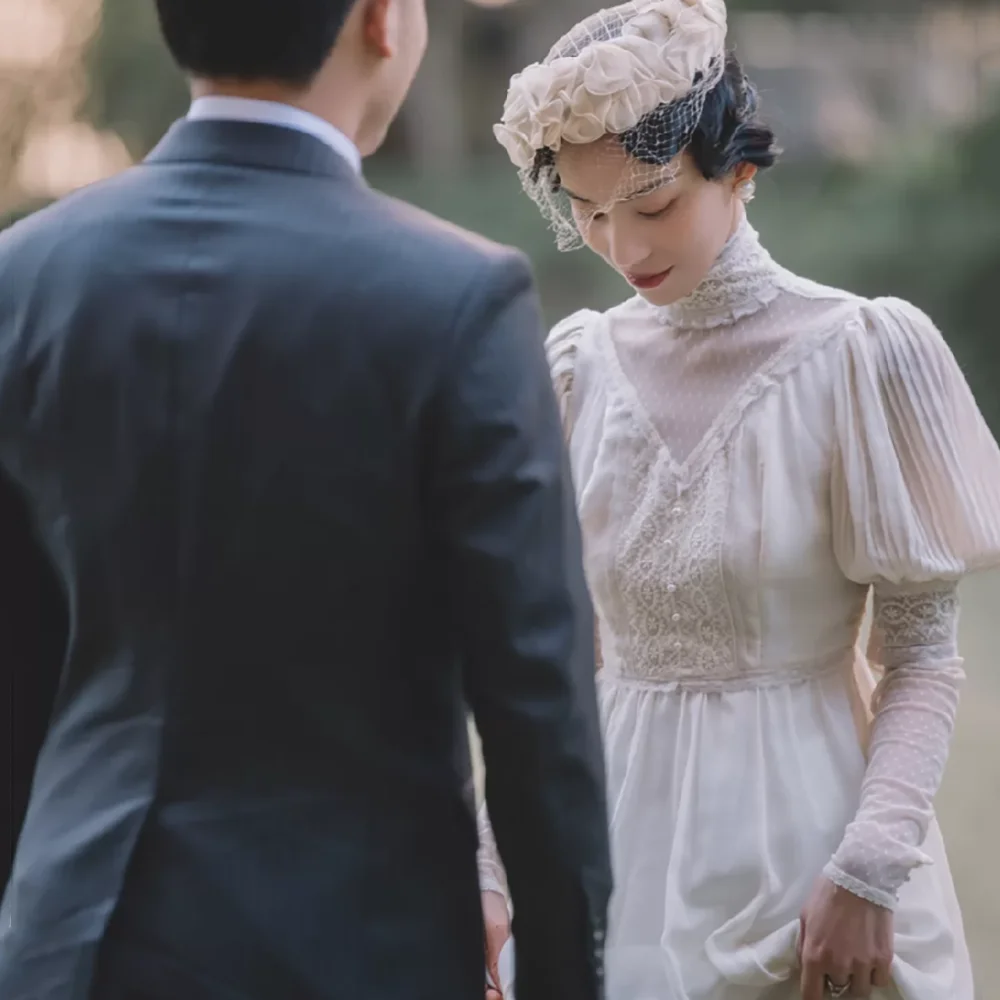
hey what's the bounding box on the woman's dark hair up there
[531,53,779,185]
[154,0,357,87]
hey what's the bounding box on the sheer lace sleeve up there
[823,583,963,908]
[477,802,509,901]
[546,309,599,431]
[827,297,1000,908]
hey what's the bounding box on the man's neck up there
[189,79,363,148]
[190,79,306,106]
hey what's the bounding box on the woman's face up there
[556,139,754,307]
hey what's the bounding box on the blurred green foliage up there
[82,0,188,157]
[2,0,998,431]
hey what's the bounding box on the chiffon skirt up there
[592,654,971,999]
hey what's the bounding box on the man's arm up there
[429,251,611,1000]
[0,469,67,894]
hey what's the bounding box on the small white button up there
[672,613,681,622]
[674,641,682,650]
[664,538,673,547]
[672,506,683,516]
[667,583,677,593]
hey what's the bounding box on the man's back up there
[0,121,610,1000]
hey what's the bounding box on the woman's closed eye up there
[638,199,677,219]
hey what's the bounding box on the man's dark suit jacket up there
[0,119,611,1000]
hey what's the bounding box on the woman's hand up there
[482,889,511,999]
[798,875,893,998]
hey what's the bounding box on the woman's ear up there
[731,162,758,189]
[729,162,758,204]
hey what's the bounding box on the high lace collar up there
[653,215,785,330]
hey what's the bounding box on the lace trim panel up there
[610,447,739,683]
[872,583,959,651]
[822,861,896,910]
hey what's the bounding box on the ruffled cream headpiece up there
[493,0,729,249]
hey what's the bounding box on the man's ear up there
[361,0,395,58]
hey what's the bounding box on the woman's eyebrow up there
[622,181,671,201]
[562,180,670,204]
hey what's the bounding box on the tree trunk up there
[403,0,467,173]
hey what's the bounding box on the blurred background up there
[2,0,998,988]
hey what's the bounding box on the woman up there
[476,1,1000,998]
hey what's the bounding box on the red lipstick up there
[626,267,673,290]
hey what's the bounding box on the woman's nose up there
[607,224,649,274]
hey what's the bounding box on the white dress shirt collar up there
[187,96,362,175]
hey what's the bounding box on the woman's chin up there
[635,281,682,308]
[632,269,702,308]
[636,288,673,307]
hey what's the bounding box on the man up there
[0,1,612,999]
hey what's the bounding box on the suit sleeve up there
[428,251,611,1000]
[0,468,67,895]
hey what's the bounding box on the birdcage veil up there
[494,0,728,250]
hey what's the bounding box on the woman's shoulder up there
[825,292,955,376]
[546,306,601,347]
[546,309,597,382]
[545,296,651,376]
[776,270,951,369]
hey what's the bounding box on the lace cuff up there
[869,584,959,655]
[477,803,509,900]
[828,583,963,908]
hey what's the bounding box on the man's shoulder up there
[0,171,137,265]
[364,191,530,287]
[371,192,515,256]
[337,194,541,367]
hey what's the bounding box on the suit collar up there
[185,97,362,174]
[145,118,361,183]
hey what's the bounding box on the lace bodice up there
[478,215,1000,910]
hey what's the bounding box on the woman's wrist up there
[479,874,507,898]
[481,886,514,921]
[822,860,897,911]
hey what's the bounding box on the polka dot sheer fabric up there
[493,0,728,250]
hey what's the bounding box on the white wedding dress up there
[477,217,1000,999]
